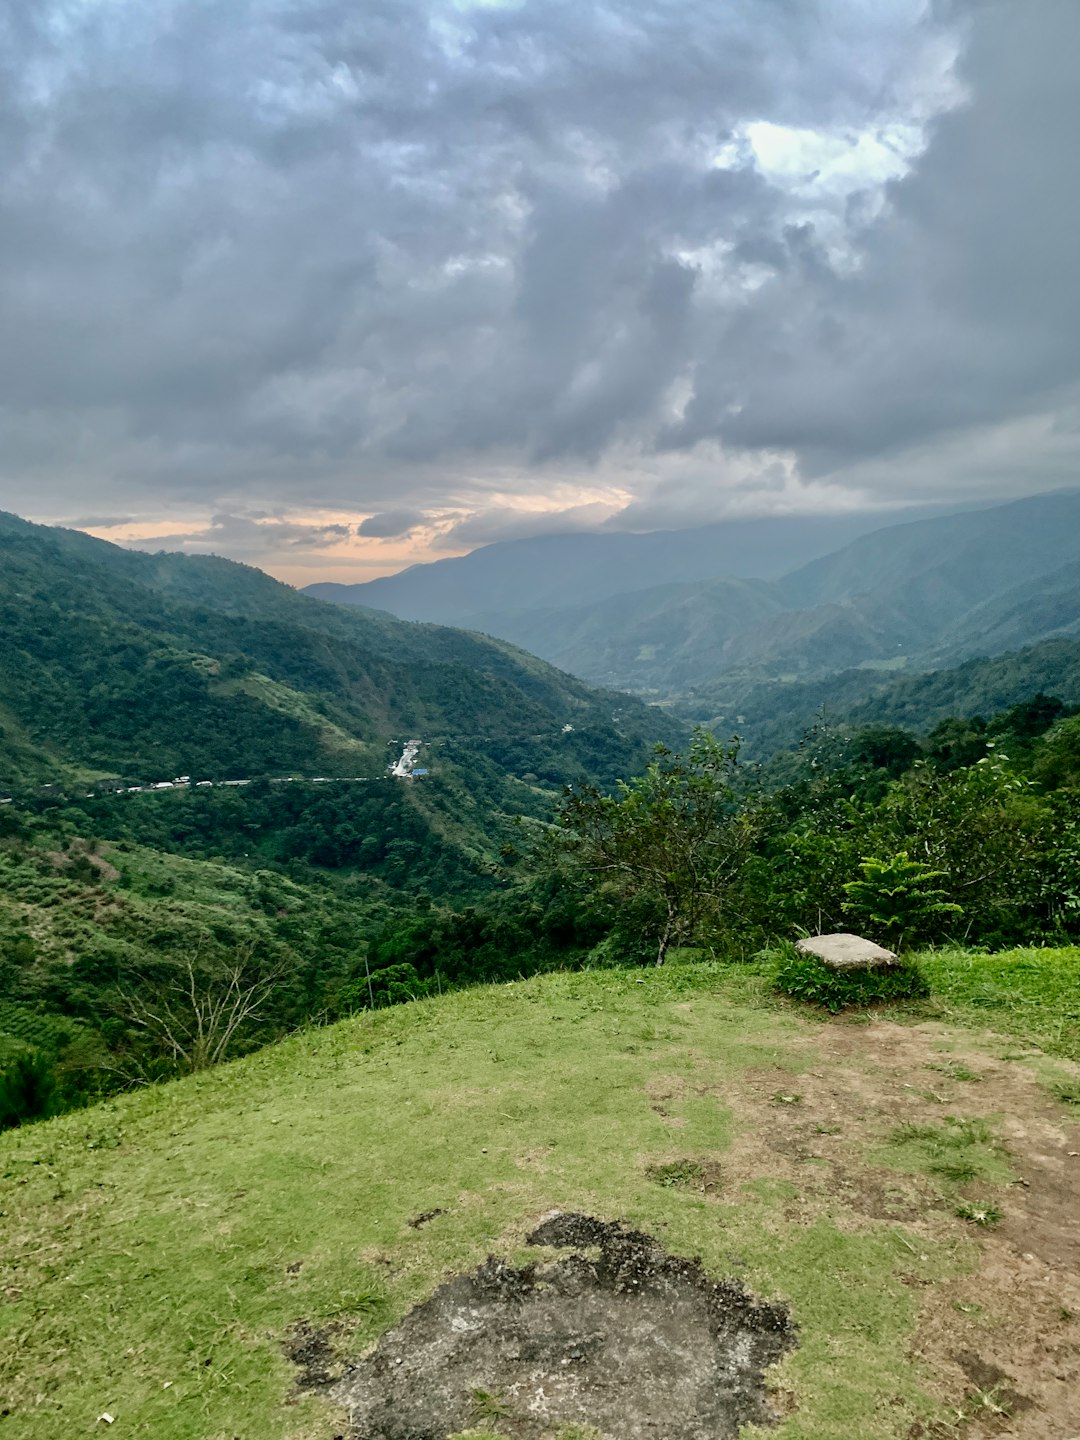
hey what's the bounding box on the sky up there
[1,0,1078,584]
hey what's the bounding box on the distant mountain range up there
[306,491,1080,700]
[304,508,937,623]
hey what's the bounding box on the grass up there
[645,1158,705,1189]
[884,1116,1013,1188]
[1,949,1075,1439]
[914,946,1080,1061]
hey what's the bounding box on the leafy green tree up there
[1033,715,1080,791]
[843,852,962,948]
[550,731,756,965]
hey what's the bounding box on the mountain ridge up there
[307,491,1080,698]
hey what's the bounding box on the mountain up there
[685,637,1080,757]
[476,577,786,695]
[0,511,677,795]
[310,491,1080,700]
[304,509,928,624]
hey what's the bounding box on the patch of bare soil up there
[695,1018,1080,1439]
[318,1213,796,1439]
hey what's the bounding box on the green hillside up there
[480,578,785,695]
[3,956,1078,1439]
[0,510,677,795]
[682,638,1080,755]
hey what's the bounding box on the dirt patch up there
[318,1212,796,1439]
[285,1319,347,1389]
[702,1018,1080,1437]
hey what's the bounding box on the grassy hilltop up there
[3,952,1079,1439]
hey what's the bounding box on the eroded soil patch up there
[318,1212,796,1439]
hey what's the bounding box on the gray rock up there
[795,932,898,971]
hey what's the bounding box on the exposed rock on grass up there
[322,1212,796,1439]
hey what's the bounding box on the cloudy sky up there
[2,0,1077,583]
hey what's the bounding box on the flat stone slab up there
[796,932,898,971]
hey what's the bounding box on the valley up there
[3,504,1080,1440]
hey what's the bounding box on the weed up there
[771,1092,802,1106]
[646,1159,704,1189]
[964,1385,1011,1417]
[470,1387,513,1424]
[949,1117,994,1145]
[1049,1079,1080,1106]
[955,1202,1002,1228]
[890,1122,940,1144]
[812,1123,842,1135]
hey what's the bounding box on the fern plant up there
[843,851,962,948]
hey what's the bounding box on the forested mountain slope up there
[0,511,675,793]
[685,638,1080,756]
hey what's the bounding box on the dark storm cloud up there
[0,0,1073,544]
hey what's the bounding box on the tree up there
[114,949,279,1075]
[549,731,756,965]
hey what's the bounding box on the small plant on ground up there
[1049,1078,1080,1106]
[773,947,929,1014]
[470,1387,514,1424]
[843,852,962,949]
[930,1158,979,1183]
[955,1201,1003,1228]
[646,1158,704,1189]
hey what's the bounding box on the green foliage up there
[551,730,755,964]
[843,852,963,948]
[772,946,929,1014]
[0,1039,55,1128]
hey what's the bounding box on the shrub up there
[772,945,929,1014]
[0,1041,56,1130]
[843,851,962,948]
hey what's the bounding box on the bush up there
[772,945,929,1014]
[0,1041,56,1129]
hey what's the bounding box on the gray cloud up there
[0,0,1075,561]
[357,510,428,538]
